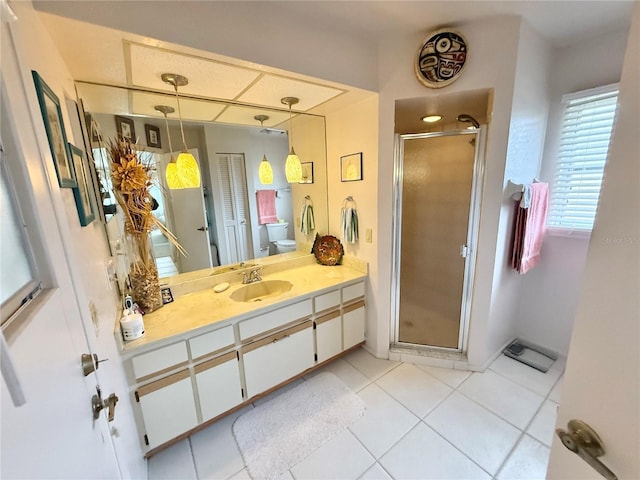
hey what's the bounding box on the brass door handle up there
[556,419,618,480]
[81,353,108,376]
[91,386,119,422]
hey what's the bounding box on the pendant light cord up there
[172,85,188,151]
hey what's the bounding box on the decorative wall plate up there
[415,28,468,89]
[312,234,344,266]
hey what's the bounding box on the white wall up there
[325,94,379,353]
[2,2,145,477]
[548,5,639,477]
[486,19,551,361]
[515,28,629,355]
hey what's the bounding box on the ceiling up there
[35,1,634,129]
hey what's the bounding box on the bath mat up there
[232,372,365,479]
[504,339,557,373]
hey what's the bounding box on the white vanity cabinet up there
[124,277,366,456]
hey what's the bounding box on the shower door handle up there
[460,245,469,258]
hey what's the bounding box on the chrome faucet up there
[241,267,262,284]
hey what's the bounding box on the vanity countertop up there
[118,262,366,354]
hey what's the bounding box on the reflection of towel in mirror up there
[256,190,278,224]
[300,204,315,235]
[341,207,359,243]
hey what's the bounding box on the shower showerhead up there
[457,114,480,129]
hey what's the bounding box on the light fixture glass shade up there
[259,155,274,184]
[166,161,185,189]
[285,147,303,183]
[176,152,201,188]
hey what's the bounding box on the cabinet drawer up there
[314,290,340,314]
[239,299,312,340]
[189,325,235,360]
[132,342,188,381]
[342,282,365,303]
[242,321,314,398]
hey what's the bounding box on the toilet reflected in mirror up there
[265,222,296,255]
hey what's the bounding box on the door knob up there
[556,419,618,480]
[81,353,108,376]
[91,386,119,422]
[197,226,207,231]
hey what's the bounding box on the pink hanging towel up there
[516,182,549,274]
[256,190,278,225]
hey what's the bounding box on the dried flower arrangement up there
[109,137,184,312]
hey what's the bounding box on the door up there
[546,8,639,478]
[217,153,253,264]
[162,149,213,273]
[1,57,121,478]
[392,130,483,351]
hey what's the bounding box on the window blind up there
[548,85,618,231]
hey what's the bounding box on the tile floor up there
[148,347,564,480]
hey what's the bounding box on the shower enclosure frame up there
[390,128,487,354]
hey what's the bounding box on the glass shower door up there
[395,132,477,349]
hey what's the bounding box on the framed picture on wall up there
[340,152,363,182]
[115,115,136,141]
[69,143,96,226]
[32,70,77,188]
[145,124,161,148]
[299,162,314,184]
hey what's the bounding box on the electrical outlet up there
[366,228,372,243]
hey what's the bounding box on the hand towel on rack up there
[512,182,549,274]
[300,203,315,235]
[256,190,278,225]
[341,206,359,243]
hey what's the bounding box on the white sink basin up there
[230,280,293,303]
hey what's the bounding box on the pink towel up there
[256,190,278,225]
[512,182,549,274]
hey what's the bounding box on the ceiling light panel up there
[128,43,261,99]
[131,91,226,122]
[236,75,344,111]
[215,106,290,128]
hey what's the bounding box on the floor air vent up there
[503,339,557,373]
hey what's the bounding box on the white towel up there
[341,207,359,243]
[300,204,315,235]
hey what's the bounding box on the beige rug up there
[232,372,365,479]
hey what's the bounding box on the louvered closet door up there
[217,153,253,263]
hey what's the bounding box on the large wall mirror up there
[77,82,329,283]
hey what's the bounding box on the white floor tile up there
[375,363,452,418]
[497,435,551,480]
[290,430,375,480]
[190,407,251,480]
[548,376,563,404]
[416,364,472,388]
[344,348,400,381]
[227,468,252,480]
[379,423,491,480]
[458,369,545,429]
[527,399,559,447]
[252,378,305,406]
[358,463,393,480]
[147,439,197,480]
[349,383,420,458]
[306,357,371,392]
[425,392,521,475]
[489,355,562,397]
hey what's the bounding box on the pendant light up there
[161,73,201,188]
[254,114,273,184]
[281,96,303,183]
[154,105,185,190]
